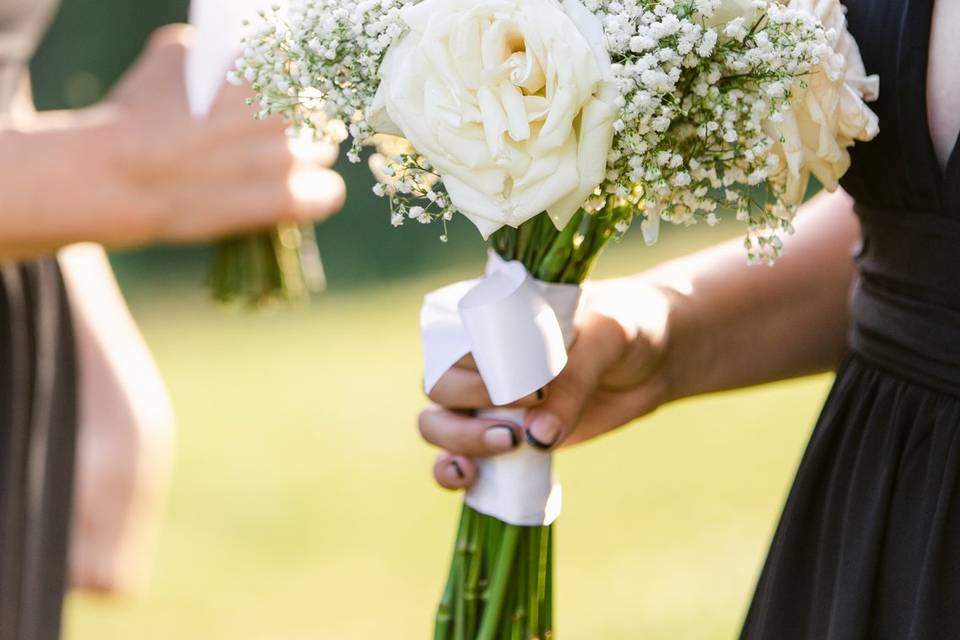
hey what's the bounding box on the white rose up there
[368,0,618,238]
[765,0,880,205]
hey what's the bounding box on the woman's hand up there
[102,24,346,245]
[419,191,862,491]
[0,24,345,258]
[420,279,675,490]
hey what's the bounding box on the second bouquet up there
[236,0,879,636]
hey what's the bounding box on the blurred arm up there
[650,188,860,402]
[59,243,174,595]
[0,108,150,259]
[0,25,344,262]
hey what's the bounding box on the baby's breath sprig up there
[237,0,850,263]
[591,0,828,262]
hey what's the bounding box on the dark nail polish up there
[525,429,557,451]
[487,424,519,448]
[536,388,545,400]
[450,460,465,479]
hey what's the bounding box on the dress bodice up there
[840,0,960,395]
[841,0,960,214]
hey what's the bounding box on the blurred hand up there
[61,244,175,595]
[102,24,345,246]
[420,278,675,490]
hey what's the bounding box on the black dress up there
[741,1,960,639]
[0,2,78,640]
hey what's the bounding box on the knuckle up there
[317,171,347,217]
[148,24,192,51]
[417,411,433,440]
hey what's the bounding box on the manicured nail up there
[450,460,465,480]
[536,388,545,401]
[525,415,561,450]
[484,425,518,451]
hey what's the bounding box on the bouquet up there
[236,0,878,635]
[187,0,327,305]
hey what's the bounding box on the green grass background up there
[64,231,832,640]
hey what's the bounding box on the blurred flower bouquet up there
[236,0,877,635]
[187,0,328,305]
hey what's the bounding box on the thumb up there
[523,313,627,450]
[110,24,193,108]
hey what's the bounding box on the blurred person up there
[420,1,960,638]
[0,1,345,639]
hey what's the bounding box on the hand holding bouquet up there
[236,0,878,635]
[187,0,330,305]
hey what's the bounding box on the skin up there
[4,25,345,591]
[423,4,960,490]
[424,191,860,488]
[61,244,175,595]
[928,0,960,169]
[0,24,345,260]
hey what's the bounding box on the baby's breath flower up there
[239,0,858,261]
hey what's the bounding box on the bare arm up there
[0,25,344,261]
[417,189,862,489]
[60,244,174,594]
[651,188,859,402]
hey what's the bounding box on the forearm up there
[60,243,173,593]
[0,108,156,260]
[648,189,860,401]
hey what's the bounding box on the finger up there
[289,136,339,168]
[418,407,522,457]
[427,367,546,410]
[144,23,193,60]
[111,24,193,107]
[433,453,476,490]
[524,314,627,451]
[288,166,347,223]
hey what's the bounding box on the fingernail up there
[450,460,465,480]
[484,425,519,451]
[536,388,545,401]
[525,415,561,450]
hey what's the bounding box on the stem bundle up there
[210,222,326,306]
[434,206,629,639]
[435,505,553,640]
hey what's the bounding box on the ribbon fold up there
[421,253,581,526]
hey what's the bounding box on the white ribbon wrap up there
[185,0,269,118]
[421,254,581,526]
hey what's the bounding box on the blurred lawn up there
[65,230,831,640]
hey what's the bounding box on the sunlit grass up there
[66,230,831,640]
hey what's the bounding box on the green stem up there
[513,530,528,639]
[436,507,470,640]
[544,526,553,639]
[210,223,325,306]
[465,513,484,638]
[527,528,541,637]
[477,525,520,640]
[453,508,473,640]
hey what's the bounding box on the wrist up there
[8,107,163,249]
[648,279,713,405]
[78,105,167,246]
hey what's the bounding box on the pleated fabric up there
[743,356,960,639]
